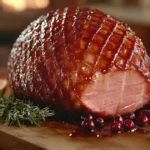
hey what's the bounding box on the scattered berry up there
[95,117,104,127]
[139,110,150,117]
[128,113,136,120]
[124,119,135,131]
[114,116,123,124]
[137,115,149,126]
[81,119,95,130]
[87,114,93,120]
[111,122,122,133]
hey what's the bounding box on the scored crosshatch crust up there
[8,7,150,116]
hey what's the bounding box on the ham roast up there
[8,7,150,117]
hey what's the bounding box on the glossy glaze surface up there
[8,7,150,117]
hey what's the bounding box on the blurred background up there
[0,0,150,69]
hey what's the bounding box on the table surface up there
[0,121,150,150]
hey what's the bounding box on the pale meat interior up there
[82,70,150,116]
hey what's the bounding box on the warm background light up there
[1,0,50,12]
[2,0,27,12]
[27,0,50,9]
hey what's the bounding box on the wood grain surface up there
[0,122,150,150]
[0,70,150,150]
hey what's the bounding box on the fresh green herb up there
[0,90,55,126]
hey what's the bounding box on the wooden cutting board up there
[0,122,150,150]
[0,70,150,150]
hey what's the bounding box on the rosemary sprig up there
[0,90,55,126]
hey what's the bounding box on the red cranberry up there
[124,119,135,132]
[96,117,104,127]
[81,119,95,130]
[124,113,136,120]
[114,116,123,124]
[111,122,122,133]
[139,110,150,117]
[128,113,136,120]
[137,115,149,126]
[87,114,93,120]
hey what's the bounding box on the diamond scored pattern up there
[8,8,149,114]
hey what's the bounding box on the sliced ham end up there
[81,70,150,117]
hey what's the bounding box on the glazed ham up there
[8,7,150,117]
